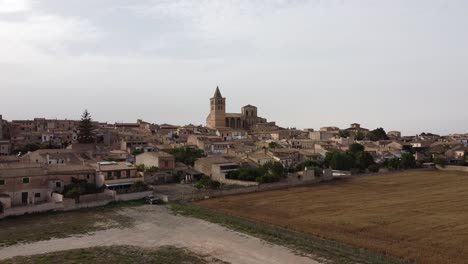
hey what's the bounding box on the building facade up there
[206,87,267,130]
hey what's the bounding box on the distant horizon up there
[1,0,467,136]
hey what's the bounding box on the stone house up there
[136,151,175,171]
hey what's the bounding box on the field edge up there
[169,202,407,264]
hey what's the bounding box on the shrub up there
[195,178,221,190]
[368,165,379,173]
[130,181,148,192]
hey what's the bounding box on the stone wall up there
[115,191,153,202]
[174,179,317,202]
[436,165,468,172]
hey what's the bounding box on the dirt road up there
[0,205,319,264]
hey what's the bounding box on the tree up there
[325,151,355,171]
[268,142,281,149]
[13,143,40,155]
[349,143,365,155]
[433,157,446,167]
[132,149,144,156]
[400,153,416,169]
[169,147,205,166]
[387,158,401,170]
[355,131,365,141]
[339,130,350,138]
[355,151,375,170]
[368,165,379,173]
[77,110,96,144]
[368,128,389,141]
[263,161,285,177]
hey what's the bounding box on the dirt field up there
[0,205,318,264]
[197,170,468,264]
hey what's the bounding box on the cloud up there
[0,0,29,13]
[0,5,99,62]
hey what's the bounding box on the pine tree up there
[77,110,96,144]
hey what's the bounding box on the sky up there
[0,0,467,136]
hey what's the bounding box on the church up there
[206,87,267,130]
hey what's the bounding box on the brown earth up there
[197,170,468,264]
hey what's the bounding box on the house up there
[0,163,95,208]
[309,131,336,141]
[21,149,84,165]
[0,140,11,156]
[387,131,402,139]
[445,146,468,164]
[248,151,275,165]
[194,157,240,182]
[345,123,370,135]
[288,139,316,149]
[91,162,140,193]
[0,164,49,207]
[136,152,175,171]
[47,165,96,193]
[298,149,324,163]
[268,148,300,167]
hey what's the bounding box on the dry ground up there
[0,205,317,264]
[197,170,468,264]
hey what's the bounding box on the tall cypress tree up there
[77,110,96,144]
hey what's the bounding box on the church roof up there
[213,86,223,98]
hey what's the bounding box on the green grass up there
[170,203,407,264]
[0,200,145,248]
[0,245,225,264]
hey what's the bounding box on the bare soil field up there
[197,170,468,264]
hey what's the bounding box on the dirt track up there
[0,205,319,264]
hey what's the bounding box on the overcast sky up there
[1,0,467,135]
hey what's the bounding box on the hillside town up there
[1,87,467,216]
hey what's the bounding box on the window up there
[0,179,5,185]
[126,170,131,177]
[23,177,30,184]
[164,161,169,167]
[35,193,41,198]
[107,171,112,180]
[116,170,122,179]
[56,182,61,188]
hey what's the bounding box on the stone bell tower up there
[207,86,226,129]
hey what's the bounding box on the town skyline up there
[2,0,468,135]
[1,85,467,137]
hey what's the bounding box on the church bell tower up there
[207,86,226,128]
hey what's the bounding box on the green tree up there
[355,131,365,141]
[368,128,389,141]
[169,147,205,166]
[355,151,375,170]
[268,142,281,149]
[263,161,284,177]
[368,165,379,173]
[339,130,350,138]
[400,153,416,169]
[77,110,96,144]
[433,157,446,167]
[13,143,40,155]
[325,151,355,171]
[387,158,401,170]
[132,149,144,156]
[349,143,365,155]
